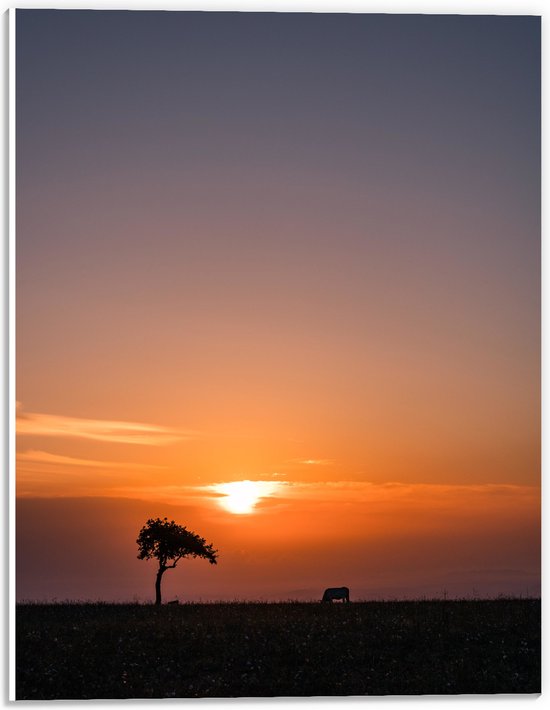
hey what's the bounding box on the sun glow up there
[213,480,282,514]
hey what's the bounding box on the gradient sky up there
[16,10,540,602]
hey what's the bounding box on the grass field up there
[16,599,540,699]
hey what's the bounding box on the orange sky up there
[15,402,540,601]
[16,11,540,601]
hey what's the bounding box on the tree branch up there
[166,554,184,569]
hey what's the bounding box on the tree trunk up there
[155,566,166,605]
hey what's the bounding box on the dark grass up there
[16,599,540,699]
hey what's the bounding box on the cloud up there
[292,459,335,466]
[276,480,540,505]
[17,450,167,470]
[82,484,221,504]
[67,481,291,509]
[16,407,192,445]
[70,479,539,512]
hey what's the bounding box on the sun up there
[213,480,281,515]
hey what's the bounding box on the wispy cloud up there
[16,406,191,445]
[73,483,222,504]
[72,480,540,535]
[17,450,167,470]
[275,480,540,504]
[292,459,335,466]
[72,481,291,508]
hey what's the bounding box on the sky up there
[16,10,540,602]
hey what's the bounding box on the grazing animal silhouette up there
[322,586,350,603]
[167,600,179,605]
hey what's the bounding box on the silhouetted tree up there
[136,517,218,605]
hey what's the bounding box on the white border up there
[7,6,15,703]
[0,1,547,14]
[2,2,545,709]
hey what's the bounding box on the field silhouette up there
[17,598,540,698]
